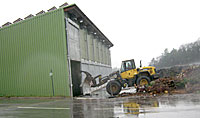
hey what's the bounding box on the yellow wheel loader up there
[106,59,159,95]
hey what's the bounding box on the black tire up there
[136,76,150,86]
[106,80,122,95]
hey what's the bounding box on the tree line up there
[149,39,200,69]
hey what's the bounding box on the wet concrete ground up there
[0,93,200,118]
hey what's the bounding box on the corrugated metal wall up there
[79,29,111,65]
[79,26,112,82]
[0,9,70,96]
[67,20,81,61]
[80,29,87,60]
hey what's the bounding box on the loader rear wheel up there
[137,76,150,86]
[106,80,122,95]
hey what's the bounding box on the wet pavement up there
[0,94,200,118]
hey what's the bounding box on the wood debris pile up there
[136,78,183,95]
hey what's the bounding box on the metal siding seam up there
[45,15,49,96]
[98,41,101,63]
[106,47,108,65]
[88,35,91,60]
[30,18,33,96]
[85,30,88,59]
[103,44,104,64]
[40,15,43,96]
[109,50,111,66]
[0,33,2,95]
[45,14,49,96]
[44,14,48,96]
[103,44,106,64]
[11,30,13,95]
[93,38,96,61]
[94,38,97,62]
[43,16,47,95]
[105,46,107,65]
[92,36,94,61]
[19,24,21,96]
[24,22,28,95]
[108,49,110,65]
[96,39,98,62]
[53,12,56,96]
[108,48,110,65]
[57,11,61,95]
[1,32,4,95]
[80,30,83,58]
[83,30,86,60]
[97,41,100,63]
[96,39,99,62]
[60,11,65,96]
[9,27,12,96]
[90,35,93,60]
[97,40,98,62]
[100,42,103,63]
[13,27,17,96]
[19,24,22,96]
[102,44,104,64]
[36,15,39,95]
[101,42,103,63]
[37,16,40,95]
[3,29,6,94]
[86,33,89,60]
[80,30,85,59]
[104,45,106,64]
[86,31,89,60]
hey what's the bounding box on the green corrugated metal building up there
[0,3,113,97]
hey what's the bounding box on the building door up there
[71,60,82,96]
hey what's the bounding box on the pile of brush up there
[136,78,185,95]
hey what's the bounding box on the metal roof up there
[63,4,113,48]
[0,3,113,47]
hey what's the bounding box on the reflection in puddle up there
[111,95,200,118]
[72,94,200,118]
[113,98,159,117]
[122,100,159,114]
[123,102,140,115]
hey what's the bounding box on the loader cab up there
[120,59,136,73]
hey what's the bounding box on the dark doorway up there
[71,60,82,96]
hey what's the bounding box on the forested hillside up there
[149,39,200,68]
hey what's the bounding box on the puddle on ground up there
[1,94,200,118]
[74,94,200,118]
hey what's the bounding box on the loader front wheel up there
[136,76,150,86]
[106,80,122,95]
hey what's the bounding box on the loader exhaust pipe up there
[140,60,142,67]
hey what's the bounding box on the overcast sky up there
[1,0,200,68]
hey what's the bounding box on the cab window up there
[125,61,133,70]
[120,60,135,72]
[121,62,125,72]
